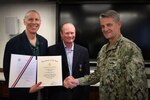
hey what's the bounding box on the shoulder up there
[118,36,143,61]
[48,44,57,49]
[120,36,141,53]
[6,33,23,45]
[98,43,107,54]
[48,42,64,55]
[49,42,62,48]
[74,43,88,51]
[48,42,63,51]
[37,34,47,42]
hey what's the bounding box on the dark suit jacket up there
[3,31,48,100]
[46,41,90,100]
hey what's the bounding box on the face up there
[100,17,121,40]
[24,12,41,34]
[60,23,76,45]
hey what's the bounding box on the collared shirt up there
[63,42,74,75]
[29,37,40,56]
[78,35,148,100]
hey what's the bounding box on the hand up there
[29,82,44,93]
[64,76,79,89]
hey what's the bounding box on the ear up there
[60,31,63,38]
[60,31,62,35]
[118,21,122,28]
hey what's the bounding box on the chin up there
[104,36,109,39]
[31,32,37,34]
[104,35,112,39]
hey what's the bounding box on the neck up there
[25,30,37,46]
[65,42,73,48]
[25,30,36,40]
[109,33,121,47]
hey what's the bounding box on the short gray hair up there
[99,10,120,22]
[24,10,40,19]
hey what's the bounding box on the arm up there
[64,53,102,88]
[123,44,148,99]
[64,46,104,88]
[78,48,103,85]
[3,42,12,84]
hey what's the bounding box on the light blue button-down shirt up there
[63,42,74,75]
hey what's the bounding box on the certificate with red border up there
[9,54,37,88]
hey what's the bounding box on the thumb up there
[37,82,42,86]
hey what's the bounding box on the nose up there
[102,26,108,32]
[32,19,37,24]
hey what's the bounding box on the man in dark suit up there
[47,23,90,100]
[3,10,48,100]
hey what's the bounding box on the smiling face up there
[100,17,121,42]
[60,23,76,46]
[24,11,41,35]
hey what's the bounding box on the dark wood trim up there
[0,68,3,72]
[147,74,150,79]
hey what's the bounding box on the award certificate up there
[37,56,62,86]
[9,54,62,88]
[9,54,36,88]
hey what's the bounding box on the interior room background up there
[0,1,150,76]
[0,2,56,69]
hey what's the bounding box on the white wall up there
[0,3,56,68]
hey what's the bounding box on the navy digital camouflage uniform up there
[78,35,148,100]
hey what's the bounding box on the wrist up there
[75,79,79,85]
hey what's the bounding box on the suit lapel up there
[59,42,68,67]
[59,42,70,77]
[72,44,79,75]
[38,35,45,55]
[21,32,33,55]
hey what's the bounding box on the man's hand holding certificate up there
[9,54,62,88]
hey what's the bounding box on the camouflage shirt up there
[78,35,148,100]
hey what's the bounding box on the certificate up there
[9,54,62,88]
[37,56,62,86]
[9,54,37,88]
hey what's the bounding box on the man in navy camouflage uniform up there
[64,10,148,100]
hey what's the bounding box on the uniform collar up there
[106,35,123,52]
